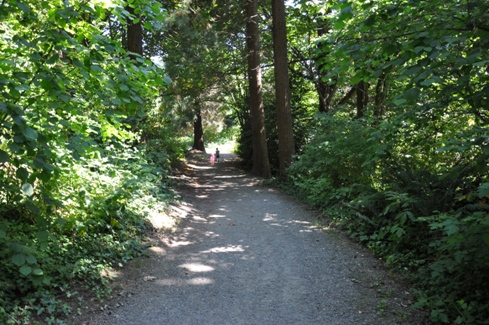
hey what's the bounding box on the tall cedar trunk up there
[246,0,271,178]
[192,106,206,152]
[126,5,143,58]
[272,0,295,178]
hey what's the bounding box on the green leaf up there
[15,84,29,91]
[0,102,7,113]
[403,88,420,101]
[48,101,60,109]
[351,73,364,85]
[443,221,459,236]
[483,234,489,247]
[21,183,34,196]
[20,265,32,276]
[25,201,40,214]
[10,243,22,253]
[25,255,37,264]
[46,53,59,65]
[16,167,29,181]
[364,15,376,27]
[13,115,26,126]
[0,149,8,163]
[91,65,103,73]
[12,253,26,266]
[22,126,38,141]
[37,170,52,183]
[137,109,145,117]
[32,268,43,276]
[477,183,489,197]
[33,156,45,169]
[72,58,84,68]
[0,229,6,239]
[16,2,31,13]
[334,20,345,29]
[394,98,407,106]
[58,94,71,102]
[163,76,172,84]
[40,78,53,91]
[473,60,489,67]
[36,230,49,242]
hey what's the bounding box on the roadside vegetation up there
[0,1,188,323]
[282,2,489,324]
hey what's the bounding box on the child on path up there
[210,154,215,166]
[215,148,220,163]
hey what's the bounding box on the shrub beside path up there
[76,152,425,325]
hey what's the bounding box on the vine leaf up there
[20,265,32,276]
[21,183,34,196]
[0,149,8,163]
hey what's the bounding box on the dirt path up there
[78,152,424,325]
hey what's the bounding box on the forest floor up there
[72,151,426,325]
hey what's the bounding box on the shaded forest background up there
[1,0,488,324]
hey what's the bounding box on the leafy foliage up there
[286,0,489,323]
[0,0,182,323]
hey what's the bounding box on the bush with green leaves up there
[285,0,489,321]
[287,111,489,324]
[287,113,377,208]
[0,136,181,324]
[0,0,181,323]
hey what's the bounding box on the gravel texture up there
[77,152,424,325]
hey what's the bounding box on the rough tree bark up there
[192,100,206,152]
[246,0,271,178]
[355,81,369,119]
[126,4,143,58]
[272,0,295,178]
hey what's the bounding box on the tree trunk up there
[374,72,387,122]
[126,4,143,58]
[192,100,205,152]
[272,0,295,179]
[355,81,369,119]
[316,80,336,113]
[246,0,271,178]
[356,81,365,118]
[314,18,336,113]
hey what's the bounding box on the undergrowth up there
[286,113,489,324]
[0,139,183,324]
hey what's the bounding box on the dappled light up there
[186,164,215,170]
[131,156,328,295]
[208,214,227,220]
[179,263,215,273]
[155,277,215,287]
[200,245,246,254]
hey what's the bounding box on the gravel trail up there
[80,153,423,325]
